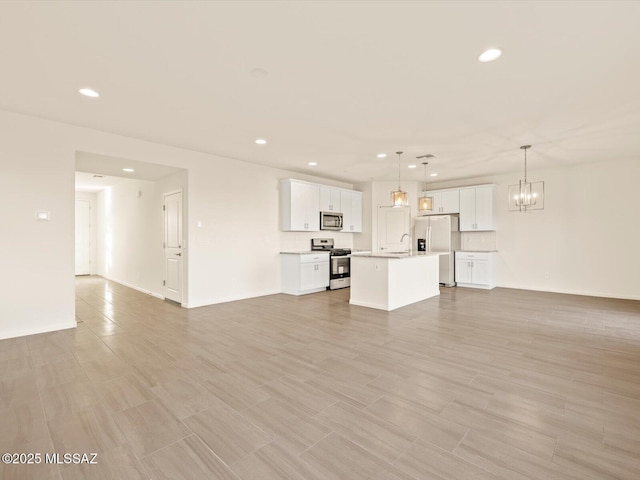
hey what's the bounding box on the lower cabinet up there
[281,253,330,295]
[455,252,496,289]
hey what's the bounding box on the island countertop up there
[351,252,443,259]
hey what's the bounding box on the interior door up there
[378,206,411,252]
[164,191,183,303]
[75,199,91,275]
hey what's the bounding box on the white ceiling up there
[74,152,184,192]
[75,171,125,193]
[2,1,639,183]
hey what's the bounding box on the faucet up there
[400,233,412,253]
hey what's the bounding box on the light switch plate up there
[36,210,50,221]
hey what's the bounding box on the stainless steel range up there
[311,238,351,290]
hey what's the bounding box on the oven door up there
[330,255,350,279]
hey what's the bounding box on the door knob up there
[175,253,182,256]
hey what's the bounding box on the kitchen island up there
[349,252,440,311]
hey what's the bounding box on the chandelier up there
[508,145,544,212]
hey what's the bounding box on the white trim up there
[101,275,165,301]
[184,289,281,309]
[495,285,640,301]
[0,321,76,341]
[163,188,183,197]
[349,299,391,311]
[457,283,494,290]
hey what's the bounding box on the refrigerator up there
[414,215,461,287]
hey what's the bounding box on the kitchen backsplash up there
[461,231,496,251]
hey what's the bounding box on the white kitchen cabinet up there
[281,253,330,295]
[320,186,341,212]
[459,185,496,231]
[280,179,320,231]
[340,190,362,232]
[421,189,460,215]
[455,251,496,289]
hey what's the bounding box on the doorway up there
[74,151,187,305]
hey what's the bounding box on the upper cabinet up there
[422,189,460,215]
[319,186,341,212]
[459,185,496,231]
[280,179,362,233]
[340,190,362,232]
[280,179,320,231]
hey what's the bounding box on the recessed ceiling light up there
[377,153,387,158]
[478,48,502,63]
[430,173,439,177]
[79,88,100,98]
[308,162,317,166]
[255,139,267,145]
[408,164,417,169]
[122,168,134,173]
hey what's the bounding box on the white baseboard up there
[101,275,165,300]
[496,284,640,301]
[457,283,495,290]
[349,299,390,311]
[185,289,281,309]
[0,321,77,341]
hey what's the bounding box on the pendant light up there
[508,145,544,212]
[391,151,408,207]
[417,155,434,212]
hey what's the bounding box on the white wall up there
[97,179,163,296]
[75,191,97,275]
[0,113,75,340]
[424,158,640,300]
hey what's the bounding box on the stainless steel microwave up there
[320,211,343,231]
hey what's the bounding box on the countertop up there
[455,250,499,253]
[280,250,330,255]
[351,252,441,259]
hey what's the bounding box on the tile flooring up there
[1,276,639,479]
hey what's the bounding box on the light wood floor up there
[2,277,640,479]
